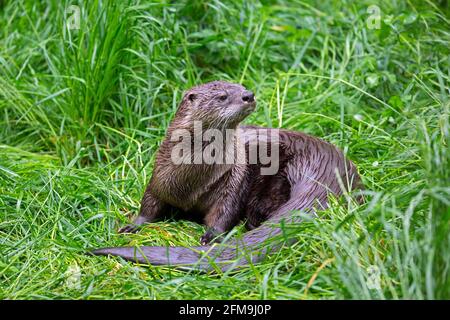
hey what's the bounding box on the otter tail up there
[91,245,212,270]
[90,220,289,272]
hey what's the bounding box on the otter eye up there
[218,94,228,101]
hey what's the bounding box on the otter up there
[91,80,362,271]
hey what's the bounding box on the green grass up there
[0,0,449,299]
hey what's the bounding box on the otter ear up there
[187,93,197,102]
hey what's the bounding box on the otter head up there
[180,81,256,128]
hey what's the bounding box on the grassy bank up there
[0,0,449,299]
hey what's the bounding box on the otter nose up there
[242,91,255,103]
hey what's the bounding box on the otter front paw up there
[200,229,222,245]
[118,224,140,234]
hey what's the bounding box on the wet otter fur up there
[91,81,362,271]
